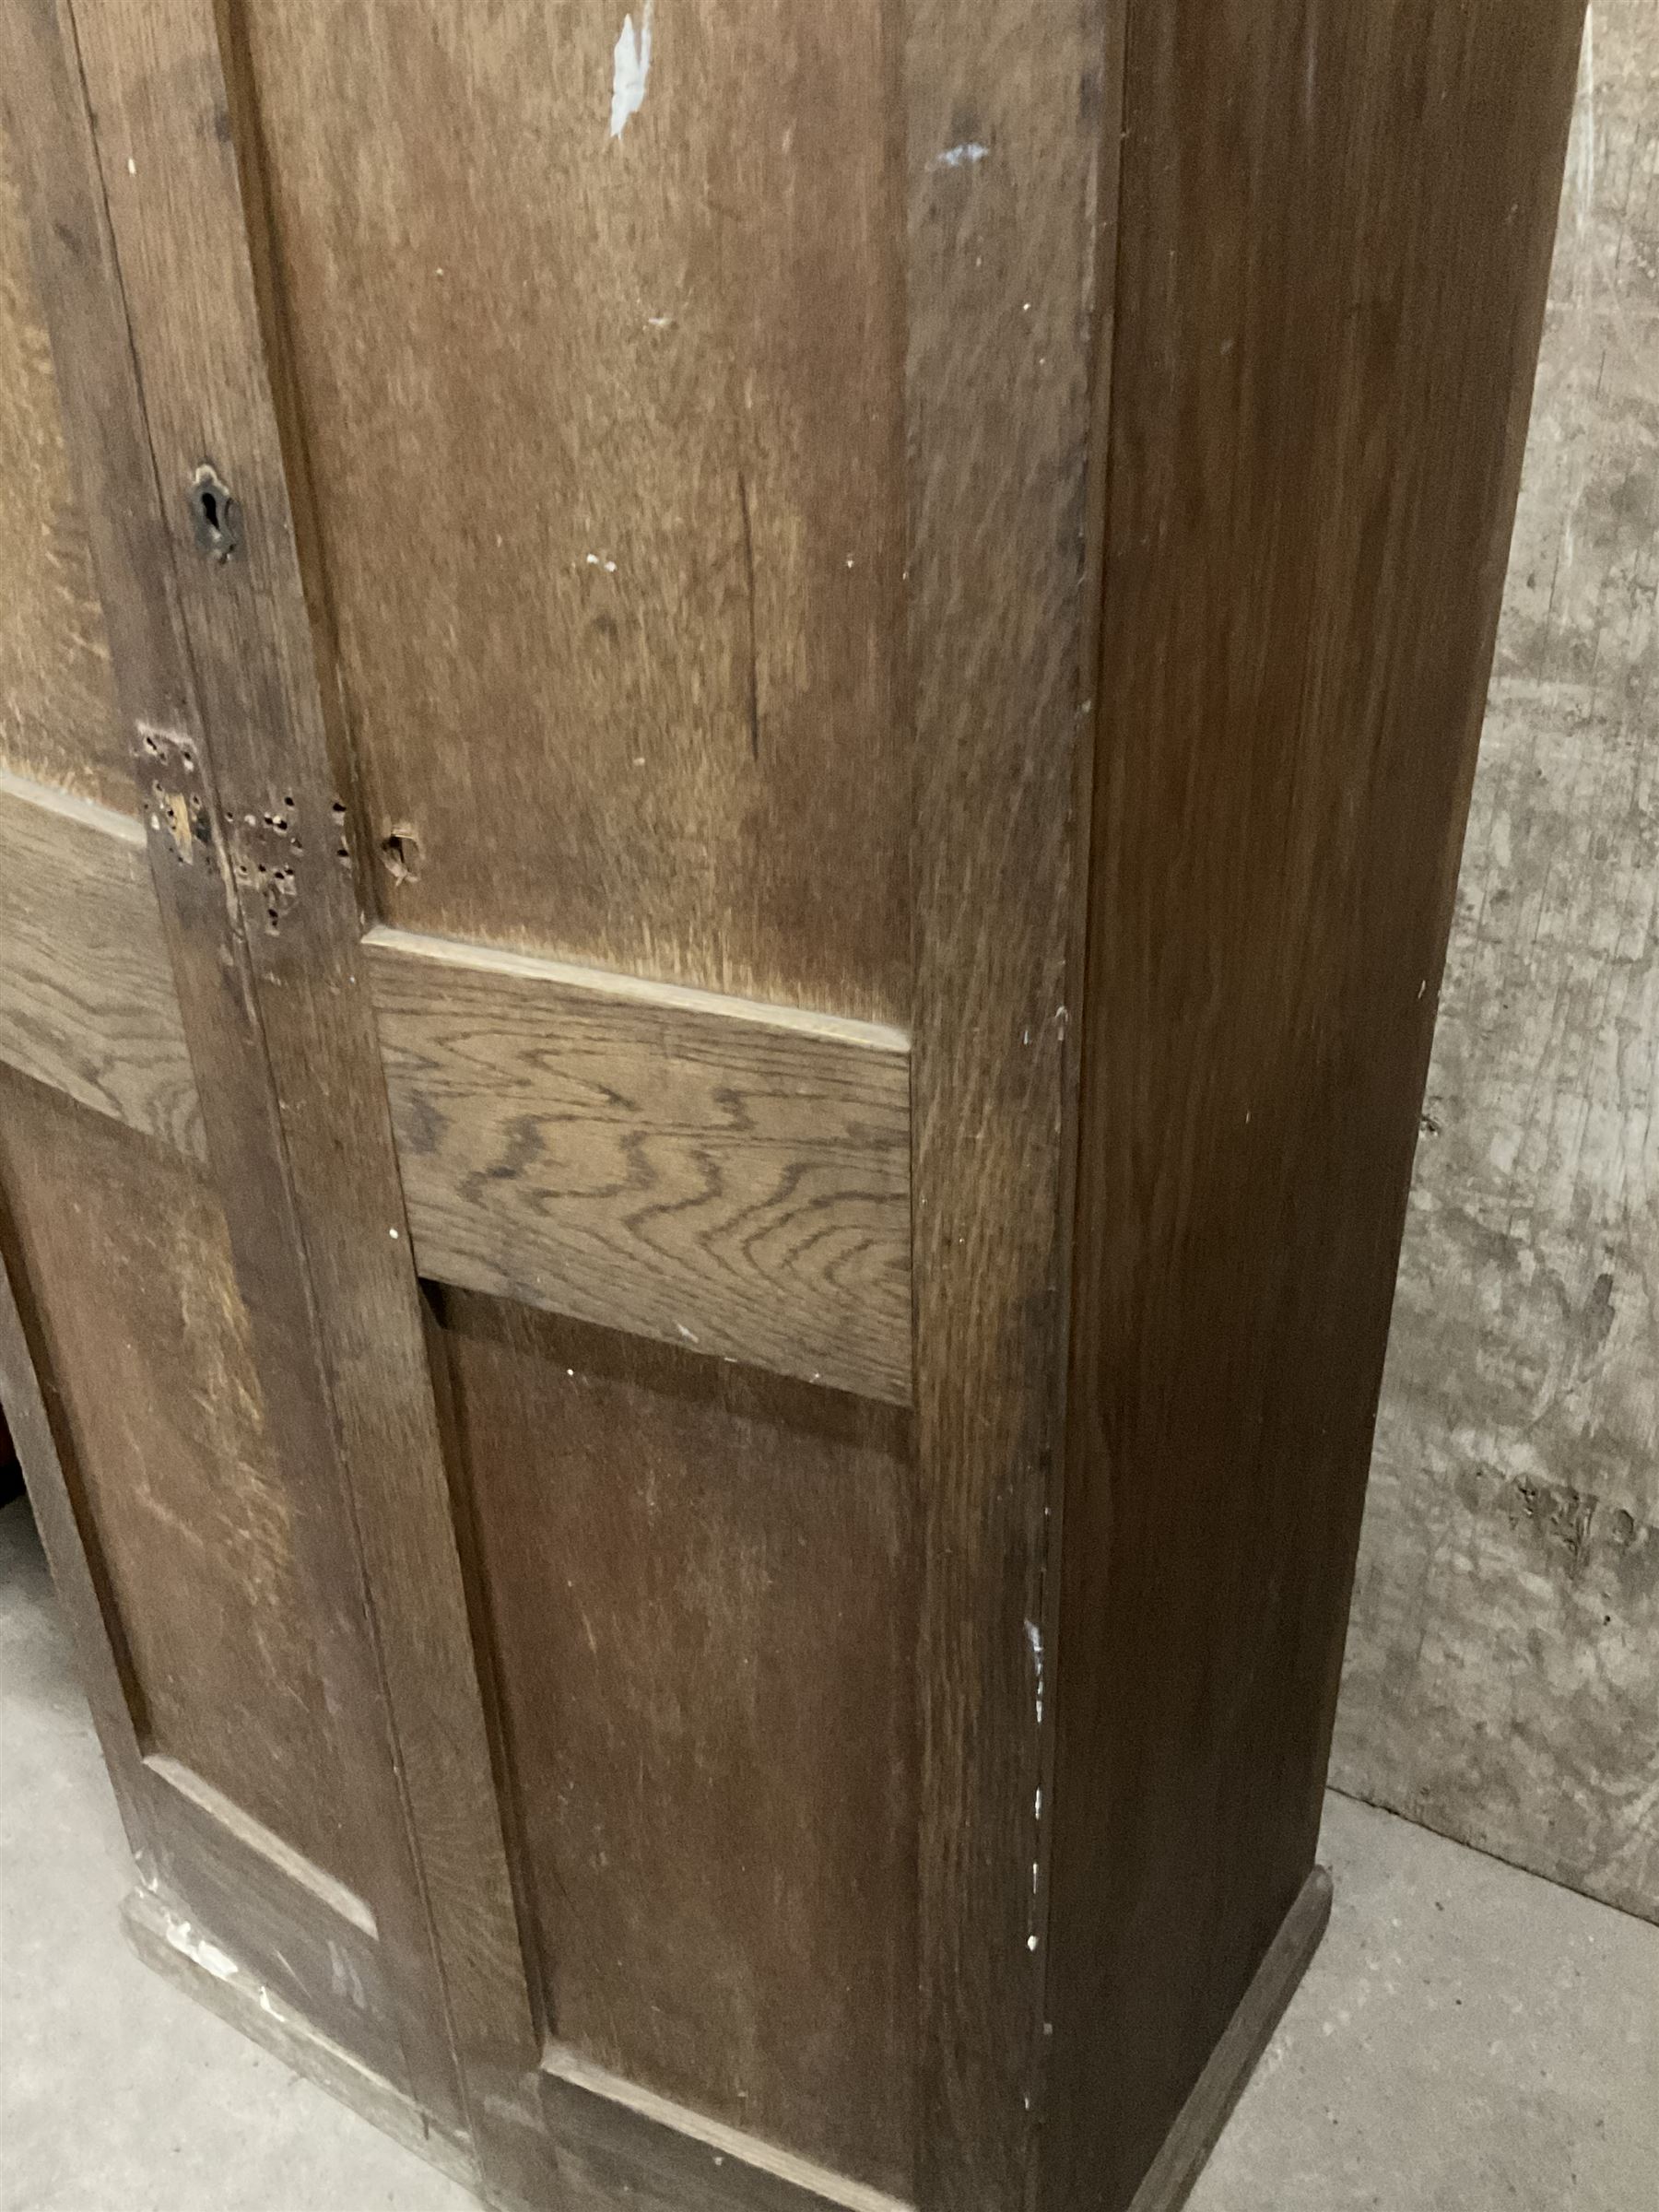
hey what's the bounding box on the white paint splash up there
[329,1938,369,2010]
[933,141,990,170]
[1026,1617,1045,1725]
[609,0,655,139]
[163,1913,239,1983]
[1573,5,1595,229]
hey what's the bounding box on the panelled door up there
[0,4,1098,2209]
[3,4,1106,2212]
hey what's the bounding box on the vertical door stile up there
[902,1,1124,2206]
[1,1,547,2197]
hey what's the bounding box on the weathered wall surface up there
[1333,3,1658,1924]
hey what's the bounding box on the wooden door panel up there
[0,125,131,816]
[0,1067,360,1888]
[242,0,908,1024]
[0,771,203,1157]
[6,0,924,2183]
[0,1064,405,2084]
[437,1294,917,2200]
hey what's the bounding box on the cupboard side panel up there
[1044,6,1588,2209]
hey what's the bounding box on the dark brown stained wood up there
[4,0,509,2151]
[58,0,571,2183]
[539,2045,912,2212]
[146,1753,375,1937]
[1041,7,1588,2212]
[0,768,202,1157]
[0,1145,151,1838]
[0,115,130,815]
[0,1079,404,2093]
[436,1294,917,2200]
[2,5,1585,2206]
[240,0,909,1026]
[137,1758,404,2083]
[902,2,1122,2206]
[370,925,912,1404]
[0,1066,358,1888]
[1122,1869,1331,2212]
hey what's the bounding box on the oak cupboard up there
[0,5,1583,2210]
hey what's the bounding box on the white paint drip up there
[609,0,655,139]
[163,1913,239,1983]
[933,141,990,170]
[1574,6,1595,228]
[1026,1618,1045,1725]
[328,1938,369,2011]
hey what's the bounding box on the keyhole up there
[189,464,241,561]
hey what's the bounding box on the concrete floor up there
[3,1495,1655,2212]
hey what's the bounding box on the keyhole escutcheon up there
[189,462,241,562]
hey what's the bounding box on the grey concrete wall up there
[1332,2,1658,1924]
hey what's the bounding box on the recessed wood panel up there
[0,117,130,815]
[0,1067,359,1892]
[244,0,908,1023]
[437,1294,917,2199]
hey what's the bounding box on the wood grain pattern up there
[1042,7,1588,2210]
[539,2044,913,2212]
[0,1067,359,1888]
[437,1295,917,2198]
[0,765,907,1401]
[0,1075,403,2095]
[7,0,477,2146]
[5,6,1589,2208]
[241,0,909,1025]
[902,3,1122,2206]
[0,1127,151,1839]
[138,1753,404,2083]
[0,111,130,814]
[0,767,201,1156]
[53,1,557,2184]
[371,926,912,1405]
